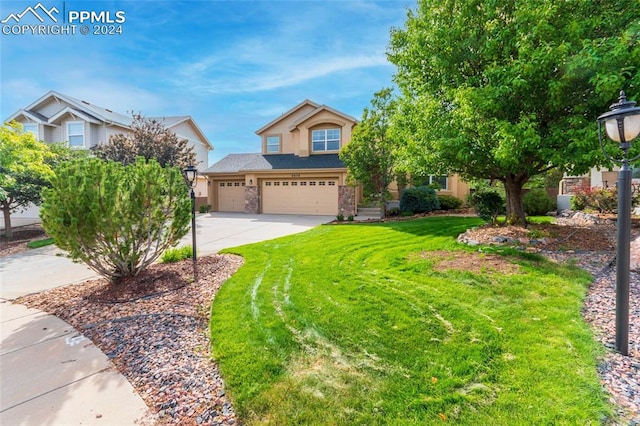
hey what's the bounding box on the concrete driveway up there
[1,212,333,300]
[0,213,331,425]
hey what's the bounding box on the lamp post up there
[597,90,640,356]
[183,165,198,274]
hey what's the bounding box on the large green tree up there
[388,0,640,224]
[340,88,403,218]
[41,157,191,283]
[93,113,198,169]
[0,122,54,238]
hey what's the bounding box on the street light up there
[597,90,640,356]
[183,165,198,275]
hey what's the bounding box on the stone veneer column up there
[245,186,259,214]
[338,186,356,217]
[560,177,590,195]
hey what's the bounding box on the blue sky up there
[0,0,414,166]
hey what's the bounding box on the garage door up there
[217,181,245,212]
[262,179,338,215]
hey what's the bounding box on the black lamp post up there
[597,90,640,356]
[183,165,198,273]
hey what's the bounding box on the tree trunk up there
[2,204,12,239]
[504,175,527,226]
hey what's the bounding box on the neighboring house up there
[204,100,470,216]
[558,166,636,210]
[4,90,213,207]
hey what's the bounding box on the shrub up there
[570,188,590,210]
[386,207,401,216]
[570,187,617,213]
[437,195,463,210]
[160,245,193,263]
[468,189,505,224]
[399,186,440,214]
[590,187,617,213]
[523,188,556,216]
[347,215,354,221]
[41,157,191,283]
[336,213,344,221]
[199,204,211,213]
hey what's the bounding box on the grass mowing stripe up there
[212,217,613,424]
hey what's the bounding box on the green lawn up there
[210,216,612,425]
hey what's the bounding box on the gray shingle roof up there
[204,153,345,173]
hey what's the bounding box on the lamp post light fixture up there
[183,165,198,274]
[597,90,640,356]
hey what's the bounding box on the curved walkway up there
[0,213,332,425]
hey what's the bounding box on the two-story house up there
[5,90,214,207]
[204,100,471,217]
[204,100,358,216]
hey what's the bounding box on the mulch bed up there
[17,255,244,425]
[0,225,48,258]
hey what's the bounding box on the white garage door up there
[262,179,338,215]
[217,181,245,212]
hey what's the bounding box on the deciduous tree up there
[93,113,197,169]
[388,0,640,224]
[0,122,53,238]
[340,88,403,218]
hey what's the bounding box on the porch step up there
[356,207,382,219]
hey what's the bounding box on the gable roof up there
[204,153,345,174]
[289,104,358,131]
[254,99,320,135]
[7,90,133,127]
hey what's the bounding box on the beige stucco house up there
[5,90,213,205]
[204,100,470,216]
[204,100,357,216]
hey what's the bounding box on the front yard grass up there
[210,216,612,425]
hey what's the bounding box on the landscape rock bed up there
[17,255,243,426]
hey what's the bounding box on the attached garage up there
[262,178,338,215]
[217,180,245,212]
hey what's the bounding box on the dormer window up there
[312,128,340,152]
[266,135,280,153]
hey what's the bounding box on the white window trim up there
[265,135,281,153]
[66,121,85,148]
[22,123,38,138]
[429,175,449,191]
[312,128,340,152]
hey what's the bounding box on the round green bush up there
[468,189,505,223]
[523,188,556,216]
[399,186,440,214]
[437,195,463,210]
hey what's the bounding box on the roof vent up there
[81,100,89,105]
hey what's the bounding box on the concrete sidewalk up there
[0,213,331,425]
[0,302,150,425]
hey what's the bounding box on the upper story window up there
[266,135,280,153]
[312,128,340,152]
[22,123,38,137]
[67,121,85,147]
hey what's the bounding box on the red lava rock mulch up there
[17,255,243,425]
